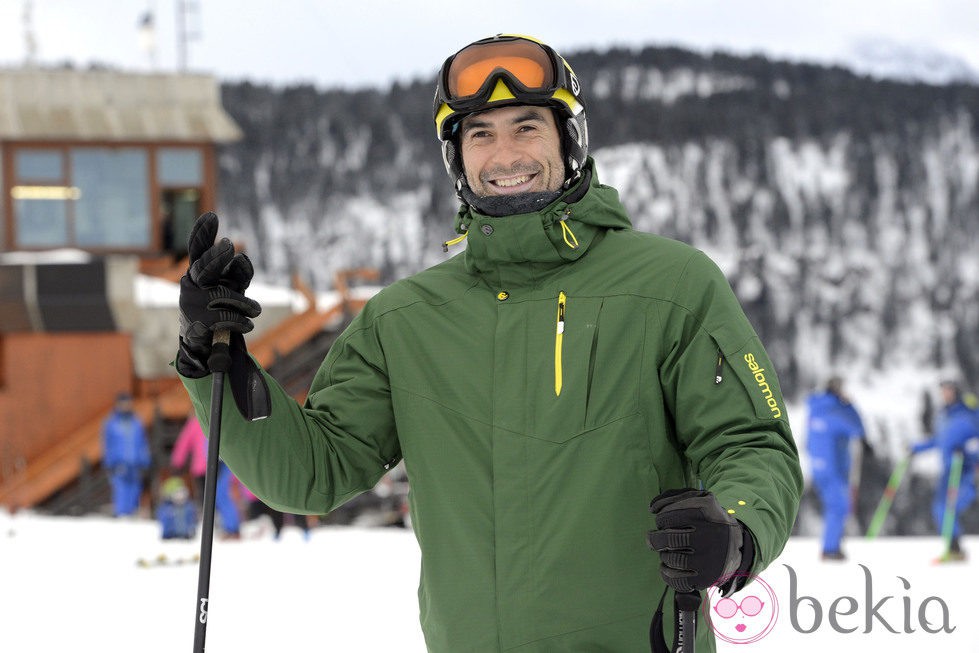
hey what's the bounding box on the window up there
[15,150,63,182]
[71,148,150,248]
[157,148,203,186]
[8,144,207,251]
[12,148,71,247]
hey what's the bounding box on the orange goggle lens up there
[447,40,555,99]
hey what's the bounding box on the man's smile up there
[488,173,538,193]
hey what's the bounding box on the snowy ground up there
[1,510,976,652]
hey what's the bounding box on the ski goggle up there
[714,595,765,619]
[434,35,582,140]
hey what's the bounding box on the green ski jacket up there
[181,162,803,652]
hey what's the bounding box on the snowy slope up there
[1,511,975,652]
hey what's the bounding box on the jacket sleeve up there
[659,250,803,574]
[910,438,936,455]
[170,420,192,468]
[178,307,402,515]
[102,419,118,468]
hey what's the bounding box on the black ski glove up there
[176,212,271,421]
[176,211,261,377]
[647,488,755,595]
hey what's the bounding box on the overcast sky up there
[1,0,977,88]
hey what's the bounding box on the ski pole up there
[939,451,964,557]
[866,455,910,539]
[675,590,701,653]
[847,438,864,533]
[193,329,232,652]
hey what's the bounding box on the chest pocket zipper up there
[555,291,567,396]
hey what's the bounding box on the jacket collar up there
[453,160,632,278]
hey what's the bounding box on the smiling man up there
[176,34,802,652]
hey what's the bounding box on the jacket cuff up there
[719,521,756,596]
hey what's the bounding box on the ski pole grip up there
[207,329,232,374]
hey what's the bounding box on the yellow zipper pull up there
[559,210,580,250]
[555,291,566,396]
[442,231,468,252]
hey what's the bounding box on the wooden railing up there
[0,270,377,510]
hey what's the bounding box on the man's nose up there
[486,134,524,167]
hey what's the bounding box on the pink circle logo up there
[704,572,779,644]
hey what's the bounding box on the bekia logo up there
[702,564,956,646]
[704,572,779,645]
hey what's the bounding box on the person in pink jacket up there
[170,414,208,500]
[170,415,240,538]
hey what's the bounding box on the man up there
[805,376,867,560]
[101,392,150,517]
[910,380,979,561]
[177,34,802,652]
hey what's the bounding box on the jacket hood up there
[450,158,632,277]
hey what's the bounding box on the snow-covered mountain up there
[844,37,979,85]
[215,45,979,401]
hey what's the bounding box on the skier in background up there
[102,392,151,517]
[170,413,207,505]
[170,414,241,538]
[157,476,196,539]
[909,380,979,561]
[806,376,868,560]
[240,481,311,540]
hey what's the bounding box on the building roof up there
[0,67,242,142]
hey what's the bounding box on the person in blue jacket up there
[102,392,151,517]
[806,376,867,560]
[157,477,197,539]
[910,380,979,560]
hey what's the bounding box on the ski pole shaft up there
[866,455,910,539]
[939,452,964,554]
[675,590,701,653]
[193,329,232,653]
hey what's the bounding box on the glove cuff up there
[719,522,756,596]
[227,332,272,421]
[176,339,210,378]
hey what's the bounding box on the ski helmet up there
[162,477,190,503]
[433,34,588,194]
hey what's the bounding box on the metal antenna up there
[22,0,37,67]
[176,0,201,71]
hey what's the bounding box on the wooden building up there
[0,68,242,510]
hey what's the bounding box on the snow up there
[1,510,976,652]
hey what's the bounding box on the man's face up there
[458,105,564,197]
